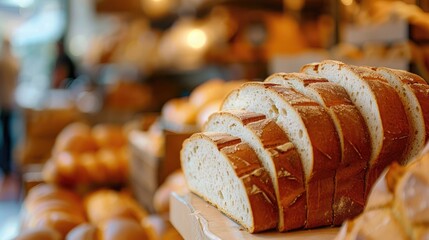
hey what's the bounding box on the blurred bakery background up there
[0,0,428,239]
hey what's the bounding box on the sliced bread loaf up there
[181,132,278,233]
[301,60,410,197]
[222,82,341,228]
[204,110,305,231]
[266,72,371,225]
[373,67,429,163]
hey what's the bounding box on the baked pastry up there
[153,170,188,214]
[335,142,429,240]
[84,189,148,225]
[204,110,305,231]
[266,72,371,225]
[14,227,62,240]
[23,184,86,238]
[44,122,129,187]
[181,132,278,233]
[301,60,410,196]
[222,82,341,228]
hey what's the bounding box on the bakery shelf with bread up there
[179,60,429,235]
[41,122,130,189]
[18,184,183,240]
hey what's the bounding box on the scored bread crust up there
[181,132,279,233]
[266,72,371,225]
[373,67,429,163]
[301,60,410,197]
[204,110,306,231]
[222,82,341,228]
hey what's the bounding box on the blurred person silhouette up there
[0,37,19,175]
[52,37,77,88]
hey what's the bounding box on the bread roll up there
[26,211,85,238]
[189,79,225,109]
[95,149,124,183]
[153,170,188,214]
[66,223,97,240]
[53,123,98,154]
[92,124,127,149]
[14,227,62,240]
[85,189,147,225]
[99,218,149,240]
[25,184,82,213]
[162,97,199,126]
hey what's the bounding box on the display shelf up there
[170,192,338,240]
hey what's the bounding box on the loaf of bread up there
[181,60,429,233]
[335,142,429,240]
[181,132,279,233]
[266,72,371,225]
[301,60,410,196]
[204,110,306,231]
[222,82,341,228]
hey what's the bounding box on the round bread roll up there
[42,160,61,185]
[66,223,98,240]
[189,79,225,109]
[92,124,127,149]
[27,211,85,238]
[99,218,149,240]
[153,170,188,213]
[95,149,123,183]
[196,99,222,128]
[53,152,81,185]
[53,122,98,154]
[85,190,145,224]
[25,184,82,213]
[28,199,85,219]
[161,98,198,126]
[79,152,108,184]
[15,227,62,240]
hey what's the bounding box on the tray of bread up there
[173,60,429,239]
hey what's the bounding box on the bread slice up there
[373,67,429,163]
[181,132,278,233]
[266,72,371,225]
[301,60,410,196]
[222,82,341,228]
[204,110,305,231]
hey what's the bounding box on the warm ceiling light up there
[186,28,207,49]
[341,0,353,6]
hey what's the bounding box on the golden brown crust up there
[267,85,341,228]
[188,133,279,233]
[308,82,370,225]
[267,73,371,225]
[216,111,306,231]
[365,79,410,192]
